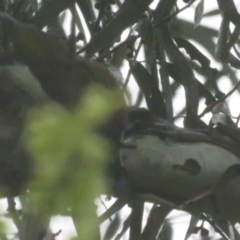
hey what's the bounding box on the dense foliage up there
[0,0,240,240]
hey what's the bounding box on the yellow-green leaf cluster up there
[25,85,123,239]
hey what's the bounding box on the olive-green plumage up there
[0,14,126,195]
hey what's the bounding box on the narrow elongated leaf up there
[203,9,220,17]
[130,61,167,119]
[184,214,201,240]
[129,199,144,240]
[103,214,120,240]
[160,24,198,127]
[194,0,204,28]
[86,0,153,58]
[115,216,130,240]
[166,63,215,105]
[76,0,96,35]
[135,18,154,44]
[30,0,75,29]
[99,199,126,223]
[174,38,210,69]
[156,29,173,121]
[157,220,173,240]
[140,205,172,240]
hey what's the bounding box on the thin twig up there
[79,0,196,57]
[201,214,231,240]
[94,0,106,32]
[123,40,143,90]
[97,35,139,61]
[199,80,240,118]
[53,229,62,237]
[100,197,113,222]
[99,0,196,60]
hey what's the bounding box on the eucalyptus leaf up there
[86,0,153,58]
[184,214,201,240]
[194,0,204,28]
[135,18,154,44]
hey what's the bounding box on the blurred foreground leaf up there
[25,85,123,240]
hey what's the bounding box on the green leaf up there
[135,18,154,44]
[86,0,153,58]
[194,0,204,28]
[130,60,167,118]
[25,85,123,240]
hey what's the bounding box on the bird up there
[0,13,126,195]
[0,13,126,142]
